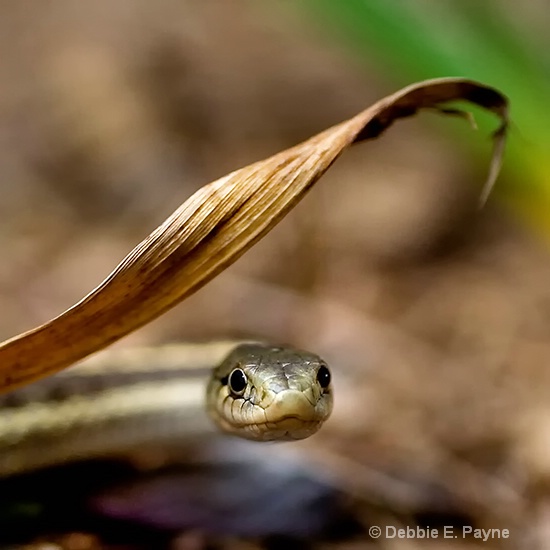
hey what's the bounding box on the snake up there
[0,341,333,476]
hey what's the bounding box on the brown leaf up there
[0,78,509,391]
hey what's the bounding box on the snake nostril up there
[228,368,247,395]
[316,365,331,389]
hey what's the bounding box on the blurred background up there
[1,0,550,548]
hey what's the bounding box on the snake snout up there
[265,390,319,423]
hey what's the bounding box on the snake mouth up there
[245,419,324,441]
[240,390,325,441]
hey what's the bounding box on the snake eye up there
[316,365,331,389]
[228,368,247,395]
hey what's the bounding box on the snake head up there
[207,344,333,441]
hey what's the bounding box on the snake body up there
[0,342,333,476]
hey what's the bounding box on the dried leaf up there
[0,78,509,391]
